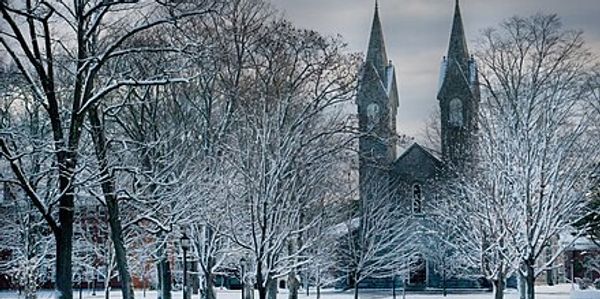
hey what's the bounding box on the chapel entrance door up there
[409,254,427,287]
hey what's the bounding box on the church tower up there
[357,2,399,201]
[437,0,480,169]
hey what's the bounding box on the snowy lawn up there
[1,285,598,299]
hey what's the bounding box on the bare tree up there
[443,13,600,299]
[0,1,220,298]
[215,15,358,299]
[435,171,521,299]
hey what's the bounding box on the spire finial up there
[366,0,388,80]
[447,0,469,60]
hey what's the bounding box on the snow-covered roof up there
[559,232,600,251]
[394,142,442,166]
[327,217,360,237]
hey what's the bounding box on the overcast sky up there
[270,0,600,139]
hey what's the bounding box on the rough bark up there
[524,260,535,299]
[157,250,172,299]
[257,281,266,299]
[106,197,135,299]
[157,262,162,299]
[492,279,504,299]
[492,265,505,299]
[205,271,216,299]
[55,224,73,299]
[256,262,266,299]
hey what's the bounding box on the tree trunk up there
[524,260,535,299]
[305,272,309,296]
[55,224,73,299]
[492,263,505,299]
[107,202,134,299]
[159,258,172,299]
[392,275,396,299]
[24,217,37,299]
[205,272,216,299]
[256,262,266,299]
[492,279,504,299]
[157,248,172,299]
[258,286,267,299]
[105,250,112,299]
[89,108,135,299]
[353,283,359,299]
[157,262,162,299]
[442,268,447,297]
[107,196,135,299]
[287,270,299,299]
[316,269,321,299]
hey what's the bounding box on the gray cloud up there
[270,0,600,139]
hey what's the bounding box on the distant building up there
[356,0,600,291]
[356,0,481,290]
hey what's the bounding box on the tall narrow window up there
[449,98,463,126]
[413,184,423,214]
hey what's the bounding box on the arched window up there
[449,98,464,127]
[413,184,423,214]
[366,103,380,129]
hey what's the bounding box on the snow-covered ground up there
[1,285,599,299]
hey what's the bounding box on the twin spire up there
[366,0,470,76]
[447,0,470,62]
[365,0,388,82]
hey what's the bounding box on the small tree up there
[334,174,415,299]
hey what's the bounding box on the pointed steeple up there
[437,0,480,168]
[366,1,388,81]
[438,0,472,97]
[447,0,469,62]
